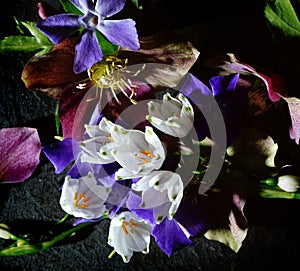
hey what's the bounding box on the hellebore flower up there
[36,0,140,73]
[108,211,152,263]
[146,92,194,138]
[131,170,184,224]
[113,126,166,180]
[60,172,111,219]
[0,127,41,184]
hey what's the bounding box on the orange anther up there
[79,193,85,200]
[84,196,91,203]
[129,220,137,227]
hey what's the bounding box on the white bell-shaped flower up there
[114,126,166,180]
[146,92,194,138]
[80,117,129,164]
[131,170,184,224]
[60,172,111,219]
[278,175,300,192]
[108,211,152,263]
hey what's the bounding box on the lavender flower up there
[36,0,140,73]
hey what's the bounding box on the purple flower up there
[36,0,140,73]
[179,73,247,146]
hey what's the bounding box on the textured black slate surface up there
[1,1,300,270]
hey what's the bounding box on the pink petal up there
[284,97,300,145]
[0,127,41,184]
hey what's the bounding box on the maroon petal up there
[118,30,200,88]
[21,37,88,98]
[58,81,97,140]
[0,127,41,184]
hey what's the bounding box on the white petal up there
[59,173,111,219]
[108,211,152,263]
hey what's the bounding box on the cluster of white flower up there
[59,92,195,262]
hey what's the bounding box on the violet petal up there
[152,218,193,257]
[0,127,41,183]
[36,14,82,44]
[96,0,126,18]
[97,19,140,50]
[74,30,104,74]
[42,138,81,174]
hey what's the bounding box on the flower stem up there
[56,213,70,224]
[108,249,116,259]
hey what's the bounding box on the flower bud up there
[0,224,11,239]
[277,175,300,192]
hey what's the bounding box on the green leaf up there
[20,21,50,44]
[264,0,300,37]
[0,20,53,55]
[96,31,119,56]
[0,36,52,54]
[130,0,143,10]
[59,0,83,14]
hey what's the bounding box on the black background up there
[1,1,300,270]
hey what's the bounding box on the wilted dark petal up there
[118,30,200,88]
[58,82,97,140]
[42,138,81,174]
[203,53,283,102]
[0,128,41,184]
[36,14,82,44]
[96,0,126,18]
[74,30,104,74]
[101,81,155,130]
[152,218,192,257]
[98,19,140,50]
[21,37,88,98]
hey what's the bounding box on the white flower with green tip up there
[60,172,111,219]
[108,211,152,263]
[113,126,166,180]
[146,92,194,138]
[131,170,184,224]
[80,117,129,164]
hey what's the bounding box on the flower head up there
[80,117,127,164]
[131,170,184,224]
[108,211,152,263]
[60,172,111,219]
[36,0,140,73]
[146,92,194,138]
[113,126,166,180]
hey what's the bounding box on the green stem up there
[56,213,70,224]
[0,222,93,256]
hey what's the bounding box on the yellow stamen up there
[73,192,90,209]
[140,150,154,158]
[122,221,129,235]
[79,193,85,200]
[137,150,154,165]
